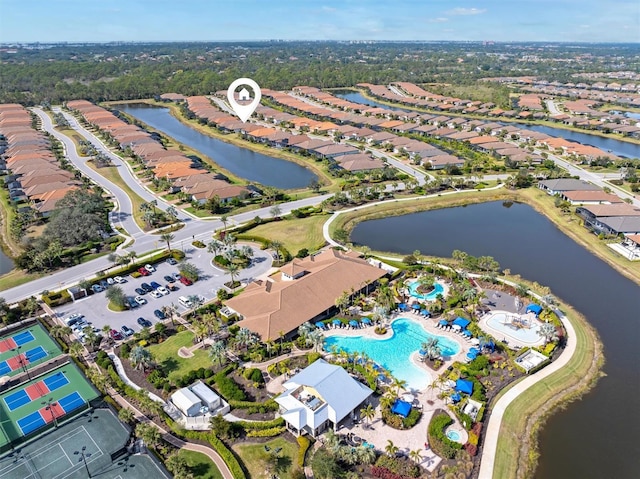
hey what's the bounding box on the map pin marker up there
[227,78,262,123]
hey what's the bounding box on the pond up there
[350,200,640,479]
[116,104,317,189]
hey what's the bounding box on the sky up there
[1,0,638,43]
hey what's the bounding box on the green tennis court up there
[0,364,98,448]
[0,324,62,378]
[0,408,170,479]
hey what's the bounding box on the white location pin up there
[227,78,262,123]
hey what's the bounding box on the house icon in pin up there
[238,88,251,101]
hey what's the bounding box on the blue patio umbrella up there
[420,309,430,316]
[418,349,427,356]
[332,319,342,326]
[377,374,387,382]
[349,320,359,327]
[470,347,480,354]
[467,351,478,360]
[462,330,472,337]
[316,322,326,329]
[453,317,471,329]
[398,303,407,311]
[439,320,448,326]
[455,379,474,395]
[391,399,412,418]
[362,317,372,325]
[451,393,461,403]
[412,303,421,310]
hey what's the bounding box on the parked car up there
[64,314,84,326]
[179,276,193,286]
[91,284,104,293]
[138,267,150,276]
[109,329,123,341]
[106,277,115,285]
[137,317,152,328]
[172,272,182,281]
[121,326,135,337]
[154,309,166,320]
[144,264,156,273]
[163,275,175,283]
[99,280,110,289]
[126,297,139,309]
[134,287,147,296]
[166,282,178,291]
[72,321,88,332]
[140,283,153,293]
[157,286,169,296]
[166,258,178,265]
[135,295,147,305]
[150,291,163,299]
[114,276,127,284]
[150,281,162,290]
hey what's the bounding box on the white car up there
[144,264,156,273]
[135,295,147,306]
[106,277,115,285]
[150,290,163,299]
[114,276,127,284]
[157,286,169,296]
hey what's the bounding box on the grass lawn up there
[0,269,44,292]
[147,331,212,381]
[233,437,299,479]
[176,450,223,479]
[56,127,88,156]
[85,163,148,231]
[240,214,329,254]
[0,187,22,256]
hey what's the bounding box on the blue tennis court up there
[43,372,69,391]
[25,346,47,363]
[58,391,85,413]
[16,411,46,435]
[4,389,30,411]
[13,331,35,346]
[0,361,10,376]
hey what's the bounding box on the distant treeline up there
[1,41,638,105]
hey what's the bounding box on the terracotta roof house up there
[333,153,385,172]
[423,155,465,170]
[225,249,387,341]
[560,190,624,205]
[275,359,373,438]
[312,143,359,159]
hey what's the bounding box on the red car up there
[138,267,150,276]
[109,329,124,341]
[179,276,193,286]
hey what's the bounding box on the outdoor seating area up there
[324,317,374,330]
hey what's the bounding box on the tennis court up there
[0,325,62,378]
[0,408,170,479]
[0,365,98,448]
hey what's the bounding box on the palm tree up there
[187,294,204,310]
[409,449,423,464]
[462,287,478,303]
[390,377,407,396]
[235,327,255,350]
[165,205,178,221]
[308,329,325,352]
[297,321,313,344]
[360,403,376,429]
[209,340,227,366]
[227,263,240,287]
[516,283,529,297]
[385,440,399,457]
[160,232,175,252]
[68,341,84,359]
[135,423,161,448]
[166,452,191,479]
[376,285,396,314]
[220,214,229,232]
[269,240,283,263]
[539,323,559,345]
[118,407,136,425]
[129,346,154,371]
[201,312,220,336]
[355,445,376,465]
[207,239,224,256]
[335,291,350,315]
[50,324,72,340]
[126,250,138,266]
[422,337,442,361]
[192,321,209,345]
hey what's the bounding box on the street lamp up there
[74,446,92,478]
[11,346,31,381]
[41,398,58,428]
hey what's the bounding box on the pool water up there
[446,430,461,442]
[485,312,543,345]
[408,280,444,301]
[324,317,461,390]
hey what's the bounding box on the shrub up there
[213,368,247,401]
[374,455,420,478]
[297,435,311,468]
[468,431,479,446]
[464,443,478,456]
[131,271,142,278]
[235,417,284,431]
[246,426,285,437]
[307,352,322,365]
[192,240,206,248]
[120,342,131,358]
[243,367,264,384]
[428,412,462,459]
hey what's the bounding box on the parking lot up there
[53,244,273,336]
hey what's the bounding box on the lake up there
[0,250,13,276]
[335,91,640,159]
[116,104,317,189]
[350,201,640,479]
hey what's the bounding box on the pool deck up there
[478,310,545,349]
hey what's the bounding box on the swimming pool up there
[324,317,461,390]
[485,312,543,345]
[408,280,445,301]
[446,429,461,442]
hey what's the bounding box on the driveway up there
[53,244,272,334]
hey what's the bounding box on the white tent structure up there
[190,380,221,411]
[275,359,373,437]
[171,387,203,417]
